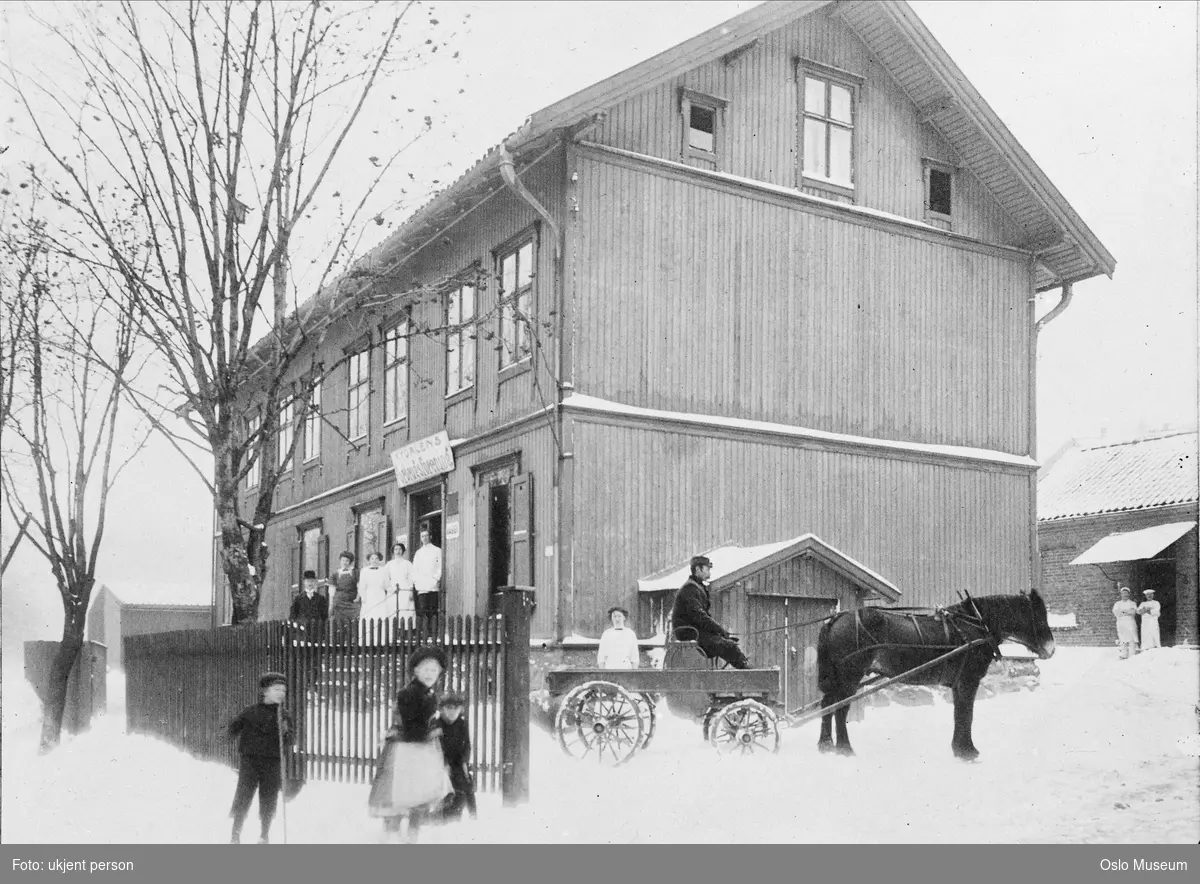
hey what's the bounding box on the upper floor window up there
[798,60,861,193]
[498,239,534,369]
[303,380,321,462]
[245,412,261,489]
[277,398,294,472]
[679,89,727,163]
[347,347,370,441]
[383,321,409,424]
[447,282,476,395]
[924,158,955,224]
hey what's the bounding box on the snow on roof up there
[103,582,212,608]
[563,393,1037,470]
[1039,430,1198,521]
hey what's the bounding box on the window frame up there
[244,411,262,490]
[679,88,728,164]
[445,277,477,398]
[277,397,295,473]
[495,231,537,373]
[923,157,956,226]
[303,379,322,464]
[796,58,863,198]
[382,318,410,427]
[346,341,371,443]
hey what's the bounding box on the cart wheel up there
[707,699,780,755]
[634,693,657,751]
[555,681,645,765]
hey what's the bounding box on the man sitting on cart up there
[670,555,750,669]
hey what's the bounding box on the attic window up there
[797,58,862,197]
[679,89,727,163]
[923,158,956,224]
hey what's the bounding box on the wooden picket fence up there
[125,612,517,796]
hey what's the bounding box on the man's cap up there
[691,555,713,570]
[1143,589,1156,595]
[302,569,317,580]
[439,692,466,708]
[260,671,287,689]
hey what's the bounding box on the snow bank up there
[3,648,1196,844]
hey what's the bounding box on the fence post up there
[499,585,534,806]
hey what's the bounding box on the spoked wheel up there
[707,699,780,756]
[633,693,657,751]
[555,681,645,765]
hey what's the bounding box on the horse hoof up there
[818,740,836,754]
[834,745,856,757]
[954,748,980,762]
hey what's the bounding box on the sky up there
[2,1,1197,639]
[3,646,1198,843]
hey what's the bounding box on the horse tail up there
[816,615,840,695]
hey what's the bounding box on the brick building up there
[1037,430,1198,647]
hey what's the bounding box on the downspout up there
[1029,279,1073,595]
[498,141,566,638]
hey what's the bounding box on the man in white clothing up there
[386,542,417,619]
[412,527,442,620]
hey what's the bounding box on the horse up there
[815,589,1055,760]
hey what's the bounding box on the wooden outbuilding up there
[638,534,901,712]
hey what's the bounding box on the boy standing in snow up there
[227,672,293,844]
[436,694,477,821]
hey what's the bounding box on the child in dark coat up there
[436,694,477,821]
[227,672,294,844]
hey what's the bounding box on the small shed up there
[637,534,901,714]
[87,582,213,670]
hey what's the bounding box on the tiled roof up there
[1038,431,1198,521]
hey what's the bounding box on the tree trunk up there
[39,602,88,753]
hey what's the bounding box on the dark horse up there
[816,590,1055,760]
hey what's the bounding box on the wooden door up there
[746,595,836,715]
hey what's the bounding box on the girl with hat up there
[597,606,641,670]
[368,646,453,841]
[1137,589,1162,650]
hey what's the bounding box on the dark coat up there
[228,702,294,758]
[670,575,729,639]
[289,591,328,621]
[392,679,438,743]
[438,715,470,769]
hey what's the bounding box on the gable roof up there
[1038,430,1199,522]
[102,581,213,608]
[636,533,902,601]
[285,0,1112,351]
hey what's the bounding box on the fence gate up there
[125,605,527,801]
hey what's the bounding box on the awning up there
[1070,521,1196,566]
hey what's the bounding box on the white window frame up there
[797,58,862,196]
[383,321,409,425]
[303,380,321,463]
[347,347,370,442]
[245,412,262,489]
[497,237,535,370]
[277,398,294,472]
[446,282,476,396]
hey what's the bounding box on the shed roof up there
[1038,430,1198,522]
[272,0,1112,356]
[637,534,902,602]
[103,581,213,608]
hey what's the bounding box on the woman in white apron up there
[1112,586,1139,660]
[1137,588,1162,650]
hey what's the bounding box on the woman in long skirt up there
[368,646,452,842]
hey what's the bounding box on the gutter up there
[1035,282,1073,333]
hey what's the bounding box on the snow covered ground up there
[3,647,1197,844]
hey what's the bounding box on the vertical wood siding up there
[573,152,1031,452]
[591,7,1026,246]
[570,419,1032,636]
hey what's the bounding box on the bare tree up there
[7,0,467,622]
[0,171,151,751]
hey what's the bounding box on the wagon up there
[546,629,783,764]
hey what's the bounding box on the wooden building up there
[215,1,1114,649]
[88,583,213,670]
[1037,430,1198,648]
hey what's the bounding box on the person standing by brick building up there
[1112,586,1139,660]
